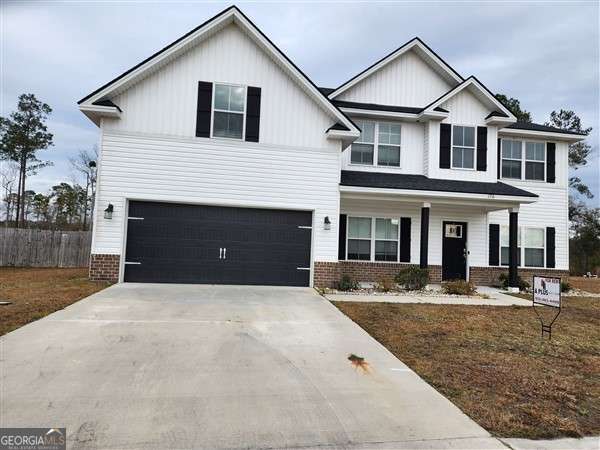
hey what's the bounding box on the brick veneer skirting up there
[314,261,442,288]
[314,261,568,288]
[469,266,569,286]
[89,254,120,282]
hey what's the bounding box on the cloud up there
[2,1,598,203]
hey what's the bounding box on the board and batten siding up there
[337,50,452,107]
[92,131,341,264]
[103,24,337,151]
[341,121,424,174]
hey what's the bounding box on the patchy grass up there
[569,276,600,294]
[333,298,600,439]
[0,267,111,336]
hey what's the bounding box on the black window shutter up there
[195,81,212,138]
[439,123,451,169]
[476,126,487,171]
[497,138,501,179]
[546,227,556,268]
[400,217,411,262]
[338,214,347,260]
[489,224,500,266]
[245,86,261,142]
[547,143,556,183]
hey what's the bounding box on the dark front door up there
[442,221,468,281]
[124,201,312,286]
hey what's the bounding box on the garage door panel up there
[124,201,312,286]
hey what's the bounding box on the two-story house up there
[79,6,584,289]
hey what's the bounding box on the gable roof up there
[78,6,359,135]
[328,37,464,99]
[421,76,516,121]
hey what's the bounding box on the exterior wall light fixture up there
[324,216,331,230]
[104,204,114,219]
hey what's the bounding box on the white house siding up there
[341,121,424,174]
[337,50,452,107]
[340,198,489,269]
[104,24,337,150]
[340,198,422,265]
[427,89,499,183]
[489,141,570,270]
[93,131,342,264]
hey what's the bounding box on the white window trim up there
[350,121,401,168]
[211,82,247,141]
[450,124,477,171]
[345,216,401,262]
[500,225,546,268]
[500,139,547,182]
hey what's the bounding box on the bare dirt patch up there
[0,267,110,336]
[333,298,600,439]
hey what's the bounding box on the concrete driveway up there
[1,284,505,449]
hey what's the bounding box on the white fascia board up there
[485,116,516,126]
[340,107,421,121]
[499,128,586,142]
[79,105,121,127]
[329,39,463,99]
[339,185,538,205]
[423,77,516,120]
[417,110,449,121]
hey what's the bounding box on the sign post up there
[532,276,561,340]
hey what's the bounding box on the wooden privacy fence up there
[0,228,92,268]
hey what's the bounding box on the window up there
[500,226,545,267]
[523,228,545,267]
[347,217,371,260]
[377,123,401,166]
[452,125,475,169]
[501,139,522,179]
[525,142,545,181]
[500,139,546,181]
[351,121,375,165]
[350,121,401,167]
[375,218,399,261]
[213,84,245,139]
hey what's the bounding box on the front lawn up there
[334,297,600,439]
[0,267,111,336]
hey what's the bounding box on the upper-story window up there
[501,139,546,181]
[212,83,246,139]
[451,125,475,169]
[351,121,401,167]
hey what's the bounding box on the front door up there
[442,221,468,281]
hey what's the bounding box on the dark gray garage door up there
[124,201,312,286]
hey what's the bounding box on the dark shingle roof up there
[327,123,350,132]
[318,87,335,96]
[506,122,587,135]
[485,111,508,119]
[340,170,537,198]
[331,100,423,114]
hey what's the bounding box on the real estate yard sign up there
[532,276,561,340]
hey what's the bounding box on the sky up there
[2,0,599,207]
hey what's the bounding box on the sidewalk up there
[501,436,600,450]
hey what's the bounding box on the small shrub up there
[442,279,477,295]
[395,267,429,291]
[561,281,571,293]
[336,275,358,291]
[498,273,530,291]
[375,277,396,292]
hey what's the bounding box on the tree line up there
[1,94,97,231]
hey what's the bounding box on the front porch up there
[314,174,557,288]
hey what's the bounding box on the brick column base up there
[314,261,442,288]
[89,254,120,282]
